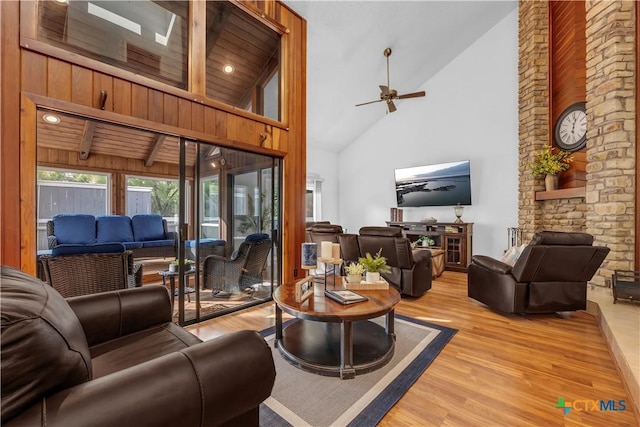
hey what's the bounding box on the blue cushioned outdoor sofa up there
[47,214,177,259]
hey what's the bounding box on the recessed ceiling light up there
[43,114,61,124]
[223,64,234,74]
[53,0,69,4]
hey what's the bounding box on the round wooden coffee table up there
[273,279,401,379]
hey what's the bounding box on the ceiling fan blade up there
[396,91,426,100]
[379,85,391,96]
[355,99,384,107]
[386,100,397,113]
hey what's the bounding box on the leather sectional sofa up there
[1,266,276,426]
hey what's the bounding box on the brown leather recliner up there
[339,226,432,297]
[307,223,344,245]
[468,231,610,314]
[1,266,276,427]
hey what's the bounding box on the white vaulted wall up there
[331,10,519,258]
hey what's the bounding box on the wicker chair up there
[39,251,141,298]
[203,236,272,295]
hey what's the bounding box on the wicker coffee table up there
[273,279,400,379]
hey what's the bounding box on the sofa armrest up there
[165,230,178,243]
[47,235,58,249]
[471,255,512,275]
[6,330,276,427]
[66,286,172,347]
[411,248,432,264]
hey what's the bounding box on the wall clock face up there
[554,102,587,151]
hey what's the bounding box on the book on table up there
[324,289,368,304]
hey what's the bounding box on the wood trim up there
[19,38,290,130]
[534,186,586,201]
[20,95,37,274]
[189,0,206,96]
[231,0,288,35]
[18,0,37,40]
[25,93,287,159]
[1,0,22,268]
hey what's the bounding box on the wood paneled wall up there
[550,0,587,189]
[1,0,307,283]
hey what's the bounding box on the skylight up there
[87,2,141,35]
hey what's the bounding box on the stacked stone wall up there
[585,0,636,286]
[518,1,549,242]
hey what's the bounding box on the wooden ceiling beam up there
[145,134,167,167]
[78,121,96,160]
[205,3,232,57]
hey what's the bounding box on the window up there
[37,168,110,250]
[201,177,220,239]
[126,175,187,234]
[37,0,188,88]
[306,175,323,222]
[205,2,281,119]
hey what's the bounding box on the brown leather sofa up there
[468,231,610,314]
[339,226,432,297]
[1,266,276,427]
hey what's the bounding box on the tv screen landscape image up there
[395,160,472,207]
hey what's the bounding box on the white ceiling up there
[284,1,518,152]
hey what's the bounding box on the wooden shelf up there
[535,186,585,201]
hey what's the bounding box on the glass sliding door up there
[34,107,280,326]
[179,144,281,324]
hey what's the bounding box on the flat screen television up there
[394,160,472,207]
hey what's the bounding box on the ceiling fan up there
[355,48,426,113]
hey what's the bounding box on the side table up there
[414,248,444,278]
[158,268,197,309]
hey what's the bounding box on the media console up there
[385,221,473,273]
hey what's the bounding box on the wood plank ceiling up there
[37,110,196,167]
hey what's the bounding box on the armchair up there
[339,226,433,297]
[1,266,276,427]
[307,223,344,245]
[39,243,142,297]
[203,234,272,294]
[468,231,610,314]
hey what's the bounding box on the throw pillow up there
[500,247,517,265]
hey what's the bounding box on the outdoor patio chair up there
[203,234,272,295]
[39,244,142,298]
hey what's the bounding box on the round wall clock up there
[554,102,587,151]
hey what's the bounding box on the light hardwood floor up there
[187,271,639,426]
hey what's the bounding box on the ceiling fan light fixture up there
[355,47,426,112]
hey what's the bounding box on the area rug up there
[258,314,457,427]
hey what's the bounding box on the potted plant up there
[169,258,192,273]
[416,235,435,247]
[344,262,365,283]
[358,249,391,283]
[529,145,573,191]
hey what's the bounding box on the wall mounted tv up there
[395,160,472,207]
